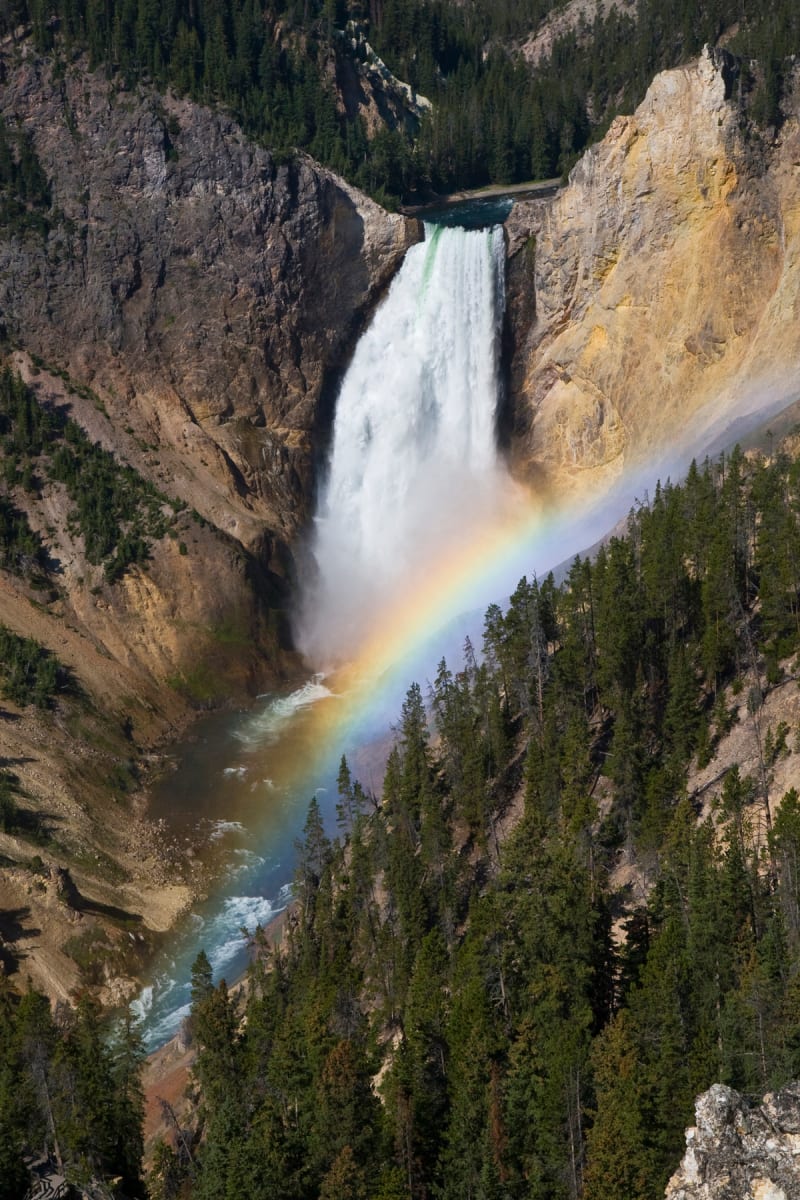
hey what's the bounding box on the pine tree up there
[319,1145,369,1200]
[0,988,31,1200]
[770,788,800,948]
[311,1040,382,1181]
[109,1009,147,1194]
[583,1012,653,1200]
[294,795,332,932]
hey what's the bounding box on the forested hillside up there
[3,446,800,1194]
[3,437,800,1196]
[1,0,798,202]
[0,364,185,584]
[137,443,800,1200]
[0,987,146,1199]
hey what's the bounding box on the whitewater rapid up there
[299,222,518,665]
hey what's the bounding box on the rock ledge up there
[666,1082,800,1200]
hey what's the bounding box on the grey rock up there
[0,44,420,544]
[666,1083,800,1200]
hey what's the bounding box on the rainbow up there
[241,368,800,809]
[239,472,625,808]
[140,358,799,1047]
[139,480,598,1044]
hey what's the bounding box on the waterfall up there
[298,221,518,666]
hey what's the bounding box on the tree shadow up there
[54,871,142,927]
[0,906,41,941]
[607,878,636,922]
[0,940,22,973]
[41,548,64,575]
[1,765,62,845]
[9,806,63,844]
[0,905,41,971]
[55,661,82,702]
[75,896,144,927]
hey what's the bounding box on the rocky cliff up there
[0,39,421,708]
[666,1083,800,1199]
[1,44,419,548]
[0,40,419,1000]
[6,33,800,1007]
[505,47,800,502]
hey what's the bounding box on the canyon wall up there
[0,41,418,998]
[0,40,421,706]
[505,47,800,502]
[1,46,419,549]
[5,34,800,1002]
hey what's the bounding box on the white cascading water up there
[298,221,517,665]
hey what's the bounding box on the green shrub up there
[0,365,181,583]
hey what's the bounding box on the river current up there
[138,203,515,1046]
[136,194,798,1048]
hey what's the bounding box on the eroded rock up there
[0,44,420,546]
[0,41,420,1002]
[505,47,800,503]
[666,1083,800,1200]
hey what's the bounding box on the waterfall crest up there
[299,222,516,666]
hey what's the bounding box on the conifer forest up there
[1,0,799,202]
[4,447,800,1196]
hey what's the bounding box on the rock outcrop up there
[666,1083,800,1199]
[0,45,419,549]
[518,0,636,69]
[332,25,432,138]
[0,40,420,706]
[505,47,800,502]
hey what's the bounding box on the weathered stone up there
[0,41,421,705]
[0,44,420,547]
[505,47,800,505]
[0,40,426,1007]
[666,1083,800,1200]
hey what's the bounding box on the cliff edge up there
[506,47,800,500]
[0,40,419,1001]
[667,1083,800,1199]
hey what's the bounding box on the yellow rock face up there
[506,48,800,504]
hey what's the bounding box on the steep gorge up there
[3,35,800,1008]
[0,39,419,999]
[0,45,419,551]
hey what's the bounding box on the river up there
[136,194,800,1049]
[137,201,516,1047]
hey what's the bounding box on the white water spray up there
[299,222,519,664]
